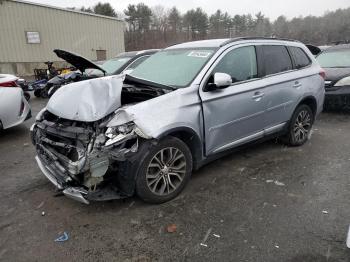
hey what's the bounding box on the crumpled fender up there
[107,86,203,140]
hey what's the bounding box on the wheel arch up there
[296,96,317,120]
[157,127,204,170]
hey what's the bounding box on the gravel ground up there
[0,96,349,262]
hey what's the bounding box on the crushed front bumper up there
[35,155,90,204]
[31,120,133,204]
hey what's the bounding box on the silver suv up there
[31,37,325,204]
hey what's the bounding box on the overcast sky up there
[30,0,350,20]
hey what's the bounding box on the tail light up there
[0,81,18,87]
[19,100,25,116]
[319,69,326,80]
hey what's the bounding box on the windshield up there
[101,57,132,74]
[316,50,350,68]
[130,49,216,88]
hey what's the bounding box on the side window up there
[213,46,258,83]
[262,45,293,75]
[289,47,311,69]
[126,55,150,70]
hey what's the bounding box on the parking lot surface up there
[0,97,349,262]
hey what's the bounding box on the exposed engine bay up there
[31,75,172,204]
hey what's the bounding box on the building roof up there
[7,0,124,22]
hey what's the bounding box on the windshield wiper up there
[124,74,175,91]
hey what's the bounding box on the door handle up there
[293,81,302,88]
[252,92,265,101]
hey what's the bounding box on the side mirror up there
[204,72,232,92]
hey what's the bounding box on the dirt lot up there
[0,96,349,262]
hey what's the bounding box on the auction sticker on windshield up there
[188,51,213,58]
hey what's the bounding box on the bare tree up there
[75,2,350,50]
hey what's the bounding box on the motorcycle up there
[36,49,106,98]
[31,61,60,97]
[41,70,80,98]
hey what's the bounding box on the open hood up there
[46,75,123,122]
[54,49,106,74]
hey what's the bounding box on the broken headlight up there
[105,122,136,147]
[106,122,135,138]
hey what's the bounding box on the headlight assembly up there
[334,76,350,87]
[105,122,136,146]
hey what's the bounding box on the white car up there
[0,87,31,130]
[0,74,19,87]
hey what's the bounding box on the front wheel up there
[284,104,314,146]
[40,88,49,98]
[135,137,193,204]
[34,89,41,98]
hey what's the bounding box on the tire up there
[283,104,314,146]
[41,89,49,98]
[134,136,193,204]
[34,89,41,98]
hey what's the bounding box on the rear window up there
[262,45,293,75]
[289,47,311,69]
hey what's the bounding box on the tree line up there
[75,2,350,51]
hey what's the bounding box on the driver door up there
[199,45,268,155]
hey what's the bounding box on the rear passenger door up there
[258,45,301,133]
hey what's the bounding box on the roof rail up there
[219,37,300,47]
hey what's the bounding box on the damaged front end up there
[31,75,166,204]
[31,110,147,204]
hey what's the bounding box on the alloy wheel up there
[293,110,311,143]
[146,147,187,196]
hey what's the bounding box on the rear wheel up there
[284,104,314,146]
[135,137,193,204]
